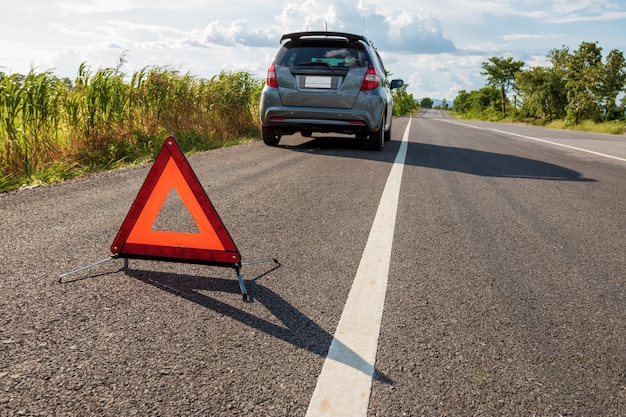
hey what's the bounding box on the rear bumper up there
[259,87,385,132]
[262,109,372,131]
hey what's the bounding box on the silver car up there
[259,31,404,150]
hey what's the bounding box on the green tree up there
[600,49,626,120]
[420,97,433,109]
[569,42,603,123]
[515,66,567,120]
[453,87,500,118]
[453,90,470,113]
[550,42,626,123]
[392,84,418,116]
[481,56,524,115]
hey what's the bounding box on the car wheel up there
[301,128,312,138]
[262,127,281,146]
[368,113,385,151]
[384,116,392,142]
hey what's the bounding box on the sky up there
[1,0,625,101]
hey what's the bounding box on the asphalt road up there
[1,110,624,416]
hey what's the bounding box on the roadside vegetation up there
[0,59,262,193]
[9,42,620,193]
[452,41,626,135]
[392,83,420,116]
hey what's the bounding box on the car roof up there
[280,31,369,45]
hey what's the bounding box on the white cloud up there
[56,0,132,14]
[385,12,456,54]
[545,0,626,21]
[277,1,343,32]
[502,34,559,41]
[398,52,489,100]
[194,20,280,47]
[1,0,625,100]
[546,10,626,23]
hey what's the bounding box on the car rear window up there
[275,43,369,69]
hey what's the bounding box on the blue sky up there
[1,0,625,101]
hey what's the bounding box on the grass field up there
[0,64,263,193]
[449,110,626,136]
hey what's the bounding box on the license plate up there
[305,76,332,89]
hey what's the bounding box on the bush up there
[0,65,263,192]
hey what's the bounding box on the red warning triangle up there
[111,136,241,265]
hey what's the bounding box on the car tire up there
[368,113,385,151]
[384,116,392,142]
[262,127,281,146]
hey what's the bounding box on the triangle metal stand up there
[58,255,280,302]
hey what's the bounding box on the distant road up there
[416,108,451,119]
[1,112,624,416]
[425,109,626,161]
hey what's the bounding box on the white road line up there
[447,121,626,162]
[305,117,411,417]
[490,128,626,162]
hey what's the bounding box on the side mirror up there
[390,79,404,90]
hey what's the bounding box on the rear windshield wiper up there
[295,61,335,71]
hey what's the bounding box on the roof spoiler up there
[280,32,368,44]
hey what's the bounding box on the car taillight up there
[266,64,278,88]
[360,67,381,91]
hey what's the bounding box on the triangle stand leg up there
[58,255,119,283]
[235,266,249,302]
[241,258,280,268]
[58,252,280,303]
[235,258,281,302]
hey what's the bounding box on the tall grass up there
[0,71,65,183]
[545,119,626,135]
[452,108,626,135]
[0,64,262,192]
